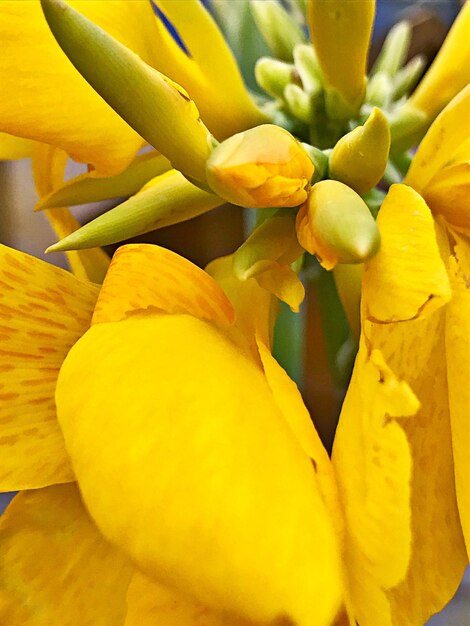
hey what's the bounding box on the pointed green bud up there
[284,84,312,124]
[296,180,380,269]
[46,171,222,252]
[206,124,314,208]
[371,21,412,77]
[233,210,303,280]
[329,108,391,196]
[365,72,393,108]
[250,0,306,62]
[293,44,323,95]
[36,152,171,210]
[392,55,426,102]
[390,104,429,154]
[40,0,211,182]
[255,57,296,99]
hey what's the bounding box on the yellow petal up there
[0,484,132,625]
[254,263,305,312]
[0,244,98,490]
[57,314,342,626]
[0,0,159,175]
[92,244,235,327]
[125,571,248,626]
[408,1,470,120]
[153,0,265,139]
[233,213,305,311]
[422,162,470,233]
[333,341,417,626]
[445,232,470,556]
[32,132,110,284]
[362,184,451,322]
[309,0,375,113]
[362,311,467,624]
[206,255,278,355]
[0,132,36,160]
[406,84,470,193]
[257,339,342,533]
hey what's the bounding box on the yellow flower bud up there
[296,180,380,269]
[206,125,314,208]
[329,107,391,196]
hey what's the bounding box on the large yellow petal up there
[445,232,470,556]
[92,244,235,327]
[364,311,467,625]
[0,132,36,160]
[32,143,110,284]
[153,0,265,139]
[406,84,470,193]
[0,0,159,175]
[362,184,451,322]
[125,571,248,626]
[408,1,470,120]
[333,340,416,626]
[56,314,341,626]
[0,484,132,625]
[0,244,98,490]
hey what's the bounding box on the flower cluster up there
[0,1,469,625]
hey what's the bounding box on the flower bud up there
[206,125,314,208]
[296,180,380,269]
[329,107,390,196]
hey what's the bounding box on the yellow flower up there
[206,125,314,208]
[334,86,470,626]
[0,242,343,626]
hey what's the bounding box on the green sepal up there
[36,152,171,210]
[40,0,211,182]
[255,57,296,99]
[47,171,222,252]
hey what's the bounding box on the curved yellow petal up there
[309,0,375,113]
[0,484,132,625]
[125,571,248,626]
[233,213,305,311]
[0,132,36,160]
[333,341,417,626]
[446,233,470,556]
[154,0,265,139]
[32,143,110,284]
[57,314,341,626]
[408,1,470,121]
[423,163,470,233]
[0,244,98,490]
[206,255,278,355]
[363,184,451,323]
[362,311,467,624]
[92,244,235,327]
[0,0,159,175]
[406,84,470,193]
[256,339,343,536]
